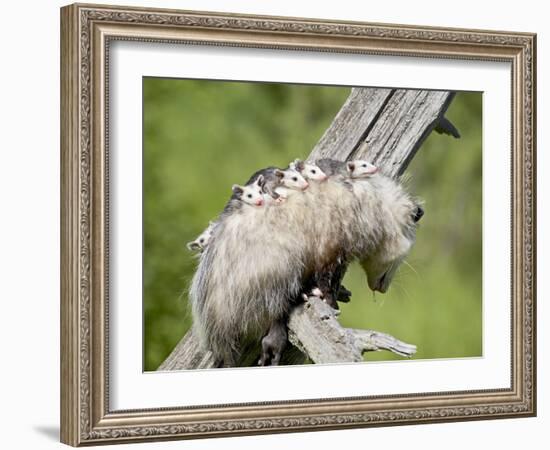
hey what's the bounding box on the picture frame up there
[60,2,536,446]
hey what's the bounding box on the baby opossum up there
[187,175,265,253]
[230,175,266,207]
[290,159,328,182]
[295,158,376,308]
[246,166,309,201]
[188,167,310,253]
[316,158,378,180]
[189,164,422,366]
[187,221,216,253]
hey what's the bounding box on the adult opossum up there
[189,166,423,366]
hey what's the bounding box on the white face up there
[348,160,378,178]
[198,228,212,245]
[281,169,309,190]
[233,180,265,206]
[301,163,328,181]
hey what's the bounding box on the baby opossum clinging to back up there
[187,165,312,252]
[186,176,265,252]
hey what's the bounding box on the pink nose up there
[369,167,379,174]
[256,199,264,206]
[302,182,310,190]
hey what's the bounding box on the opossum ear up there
[232,184,244,195]
[274,169,285,179]
[413,205,424,222]
[255,174,265,187]
[294,159,305,172]
[347,162,355,173]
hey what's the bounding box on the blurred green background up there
[143,78,482,371]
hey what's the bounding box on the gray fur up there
[189,172,422,365]
[245,167,285,200]
[315,158,348,176]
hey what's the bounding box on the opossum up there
[290,159,328,182]
[189,169,423,367]
[188,167,310,254]
[187,221,217,253]
[230,176,266,207]
[316,158,378,179]
[352,175,424,292]
[187,176,266,254]
[246,166,309,201]
[190,196,308,366]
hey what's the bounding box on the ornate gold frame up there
[60,3,536,446]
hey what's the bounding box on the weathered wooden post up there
[158,87,458,371]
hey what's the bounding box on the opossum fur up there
[189,173,421,364]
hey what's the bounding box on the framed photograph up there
[60,3,536,446]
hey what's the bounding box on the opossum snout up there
[302,182,310,191]
[374,272,387,292]
[255,198,264,206]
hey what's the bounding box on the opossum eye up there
[311,169,316,174]
[413,206,424,222]
[362,164,367,168]
[292,176,298,181]
[199,238,204,243]
[247,194,252,198]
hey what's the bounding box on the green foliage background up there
[143,78,482,371]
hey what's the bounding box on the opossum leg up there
[331,258,351,304]
[314,271,339,310]
[264,185,280,200]
[258,318,288,366]
[313,257,351,309]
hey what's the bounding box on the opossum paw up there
[302,287,324,302]
[258,348,284,366]
[337,285,352,303]
[311,287,324,298]
[259,324,287,366]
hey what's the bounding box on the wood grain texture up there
[353,90,456,177]
[159,87,454,371]
[158,329,217,371]
[306,88,393,162]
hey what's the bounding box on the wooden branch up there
[158,87,456,371]
[307,88,393,162]
[288,296,416,363]
[158,328,216,371]
[353,89,456,177]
